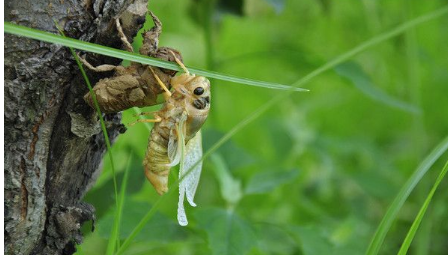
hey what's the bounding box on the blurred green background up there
[77,0,448,254]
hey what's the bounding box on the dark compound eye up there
[193,87,204,95]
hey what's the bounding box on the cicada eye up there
[193,87,204,95]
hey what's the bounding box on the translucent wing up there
[167,128,181,167]
[183,131,203,206]
[177,131,203,226]
[167,113,187,167]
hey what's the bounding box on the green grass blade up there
[60,27,120,252]
[114,196,166,255]
[334,62,421,114]
[114,7,448,255]
[106,154,133,254]
[365,136,448,255]
[291,5,448,89]
[60,27,119,198]
[3,22,307,92]
[397,160,448,255]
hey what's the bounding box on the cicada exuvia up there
[79,11,182,113]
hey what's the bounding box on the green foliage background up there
[77,0,448,254]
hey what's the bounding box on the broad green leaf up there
[288,226,333,255]
[245,169,299,194]
[203,129,255,170]
[195,208,256,255]
[210,154,243,205]
[97,200,187,242]
[335,62,420,114]
[253,223,298,254]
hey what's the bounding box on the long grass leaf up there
[3,22,307,92]
[397,160,448,255]
[114,7,448,254]
[365,136,448,255]
[335,62,421,114]
[106,155,133,254]
[59,26,119,210]
[60,27,120,254]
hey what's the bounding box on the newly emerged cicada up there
[133,53,211,226]
[79,11,210,226]
[79,12,182,113]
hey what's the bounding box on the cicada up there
[79,12,182,113]
[134,53,211,226]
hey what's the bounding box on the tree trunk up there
[4,0,147,254]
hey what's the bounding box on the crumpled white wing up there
[177,131,203,226]
[183,131,203,206]
[167,113,187,167]
[167,128,181,167]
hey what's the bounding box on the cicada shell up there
[143,73,211,226]
[82,11,182,113]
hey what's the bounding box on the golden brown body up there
[144,75,211,194]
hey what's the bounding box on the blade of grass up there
[398,160,448,255]
[58,26,120,236]
[106,154,133,254]
[115,7,448,254]
[4,22,307,92]
[365,136,448,255]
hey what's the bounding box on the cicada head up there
[172,75,211,111]
[171,75,211,137]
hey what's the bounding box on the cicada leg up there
[148,66,172,99]
[133,111,158,117]
[128,114,162,126]
[115,18,134,53]
[168,50,190,75]
[77,53,118,72]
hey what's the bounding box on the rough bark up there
[4,0,147,254]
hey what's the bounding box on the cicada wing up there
[167,128,181,167]
[172,112,189,226]
[177,130,203,226]
[182,131,203,207]
[167,113,188,167]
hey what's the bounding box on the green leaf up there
[106,155,133,254]
[365,136,448,255]
[4,22,308,92]
[335,62,420,114]
[203,129,255,170]
[210,154,243,205]
[97,200,187,242]
[398,160,448,255]
[253,223,298,254]
[245,169,299,194]
[288,226,334,255]
[265,0,286,13]
[195,208,256,255]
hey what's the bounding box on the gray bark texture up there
[4,0,147,254]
